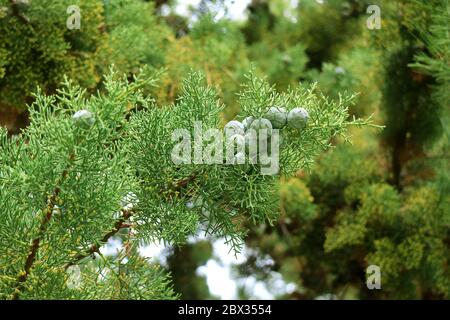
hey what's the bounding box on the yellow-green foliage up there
[0,0,106,108]
[0,0,448,300]
[157,15,250,118]
[246,20,309,90]
[320,119,447,300]
[280,178,317,221]
[307,43,382,118]
[0,0,173,111]
[364,185,450,298]
[99,0,171,75]
[252,140,449,298]
[295,0,370,66]
[243,106,448,298]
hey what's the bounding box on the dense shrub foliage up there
[0,0,448,299]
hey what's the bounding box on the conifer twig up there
[63,174,199,270]
[9,0,30,24]
[64,209,133,270]
[172,174,197,190]
[12,152,75,300]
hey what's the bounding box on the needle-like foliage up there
[0,65,370,299]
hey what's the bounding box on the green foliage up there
[157,14,249,117]
[1,0,447,301]
[166,241,214,299]
[295,0,370,67]
[0,0,172,111]
[243,136,449,299]
[410,0,450,144]
[280,178,317,221]
[0,65,364,299]
[0,0,106,108]
[0,68,161,299]
[236,0,449,300]
[306,44,382,118]
[100,0,170,75]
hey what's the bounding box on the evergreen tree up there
[236,0,449,299]
[0,0,106,109]
[0,0,169,131]
[0,64,370,298]
[1,0,447,301]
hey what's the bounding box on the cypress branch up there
[12,152,75,300]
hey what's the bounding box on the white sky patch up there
[160,3,172,16]
[213,239,247,265]
[195,238,247,299]
[237,276,274,299]
[205,239,297,300]
[197,239,296,299]
[174,0,202,17]
[137,236,297,299]
[139,241,170,266]
[285,0,299,22]
[174,0,251,22]
[197,259,237,299]
[99,237,122,256]
[224,0,251,21]
[187,232,209,243]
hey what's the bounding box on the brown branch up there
[172,174,197,190]
[9,0,30,24]
[64,209,133,270]
[11,191,60,300]
[63,174,198,270]
[12,153,74,300]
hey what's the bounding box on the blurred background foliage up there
[0,0,448,299]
